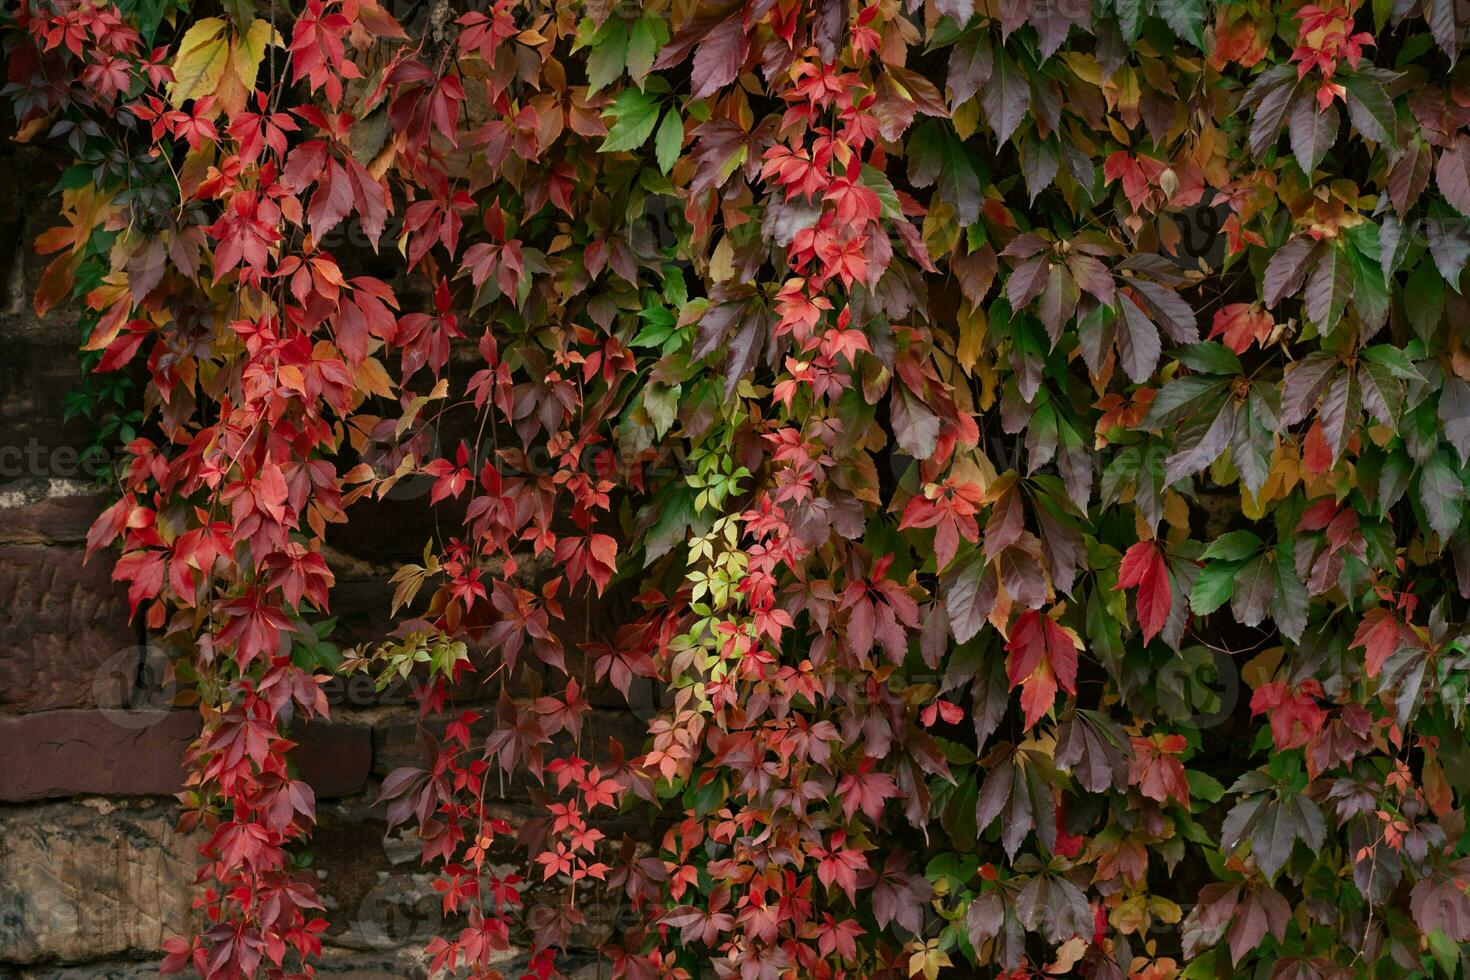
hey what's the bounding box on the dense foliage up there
[8,0,1470,975]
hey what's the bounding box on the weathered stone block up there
[0,801,201,965]
[0,544,138,713]
[0,483,108,545]
[0,711,372,802]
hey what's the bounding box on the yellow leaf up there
[169,17,231,106]
[952,450,999,494]
[952,97,979,140]
[1241,645,1285,689]
[922,200,960,259]
[232,18,280,91]
[956,300,987,372]
[1149,896,1182,924]
[1163,490,1190,531]
[907,941,952,980]
[1058,52,1102,85]
[1048,936,1089,973]
[353,357,395,400]
[708,236,735,282]
[1110,894,1148,935]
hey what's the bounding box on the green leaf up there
[1155,0,1204,46]
[600,89,661,153]
[644,383,679,438]
[1114,0,1147,43]
[1419,450,1465,537]
[1189,561,1240,616]
[626,16,666,86]
[1175,342,1243,376]
[585,20,629,93]
[1360,344,1426,381]
[1340,72,1398,148]
[654,109,684,174]
[1202,530,1263,562]
[1186,771,1226,804]
[861,165,904,220]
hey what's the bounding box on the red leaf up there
[837,762,900,822]
[1116,541,1171,644]
[1005,610,1080,729]
[1128,733,1190,806]
[307,159,353,241]
[1350,607,1406,677]
[1208,302,1274,354]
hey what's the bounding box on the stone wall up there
[0,135,637,978]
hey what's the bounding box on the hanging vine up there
[7,0,1470,976]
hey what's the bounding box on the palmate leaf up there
[599,88,661,152]
[907,120,983,225]
[1055,708,1131,792]
[34,0,1470,970]
[975,747,1057,858]
[1221,784,1327,879]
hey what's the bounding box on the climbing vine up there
[7,0,1470,976]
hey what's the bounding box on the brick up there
[0,710,371,802]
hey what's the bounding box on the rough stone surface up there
[0,484,110,545]
[0,711,372,802]
[0,801,202,965]
[0,947,609,979]
[0,544,138,713]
